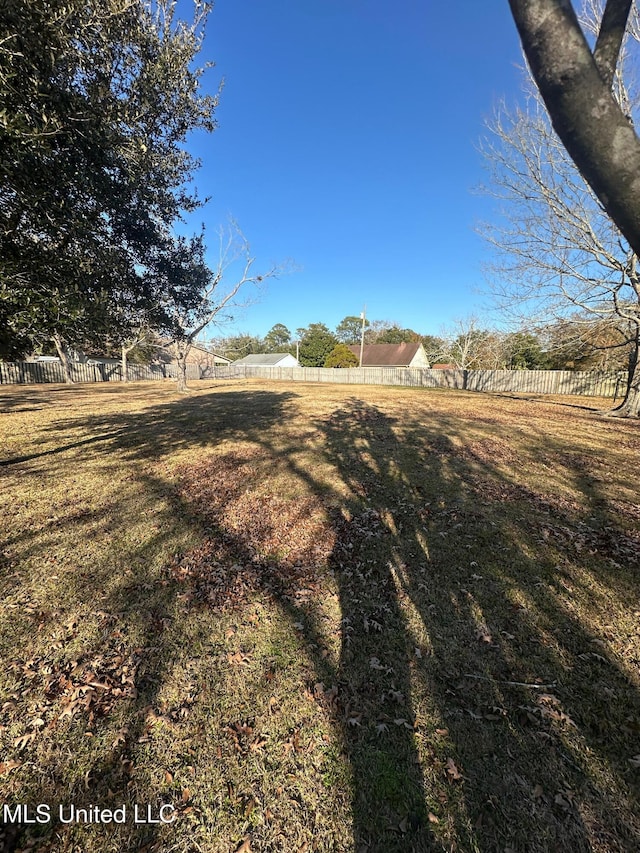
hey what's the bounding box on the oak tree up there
[1,0,218,368]
[296,323,338,367]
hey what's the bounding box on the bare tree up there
[163,223,280,392]
[440,317,506,370]
[485,1,640,415]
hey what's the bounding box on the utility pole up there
[359,306,366,368]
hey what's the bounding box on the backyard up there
[0,379,639,853]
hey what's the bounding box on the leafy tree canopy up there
[1,0,218,359]
[296,323,338,367]
[335,315,368,344]
[420,334,446,364]
[264,323,291,352]
[505,331,550,370]
[213,334,265,361]
[324,343,359,368]
[375,326,422,344]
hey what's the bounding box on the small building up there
[233,353,300,367]
[346,343,430,368]
[152,342,231,377]
[183,344,231,371]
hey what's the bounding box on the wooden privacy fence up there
[0,361,203,385]
[216,365,628,398]
[0,361,628,398]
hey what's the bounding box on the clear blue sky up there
[181,0,526,341]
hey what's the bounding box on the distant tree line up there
[208,314,633,371]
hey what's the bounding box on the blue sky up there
[181,1,526,341]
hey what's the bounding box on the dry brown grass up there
[1,379,639,853]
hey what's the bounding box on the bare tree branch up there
[593,0,634,88]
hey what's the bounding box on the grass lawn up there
[1,378,639,853]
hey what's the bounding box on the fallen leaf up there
[446,758,463,781]
[475,627,492,644]
[284,729,301,754]
[428,812,440,824]
[112,728,128,748]
[532,784,544,799]
[164,771,174,784]
[235,838,251,853]
[0,760,22,776]
[13,732,36,750]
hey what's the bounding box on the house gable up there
[346,343,430,368]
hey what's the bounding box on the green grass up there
[1,379,639,852]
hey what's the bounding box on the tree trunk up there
[508,0,640,259]
[121,345,129,383]
[609,329,640,416]
[174,340,191,392]
[52,334,75,384]
[176,357,188,392]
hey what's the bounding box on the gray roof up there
[233,353,297,366]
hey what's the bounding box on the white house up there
[233,353,300,367]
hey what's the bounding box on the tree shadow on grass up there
[145,394,640,851]
[0,388,303,852]
[314,397,640,852]
[0,388,301,467]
